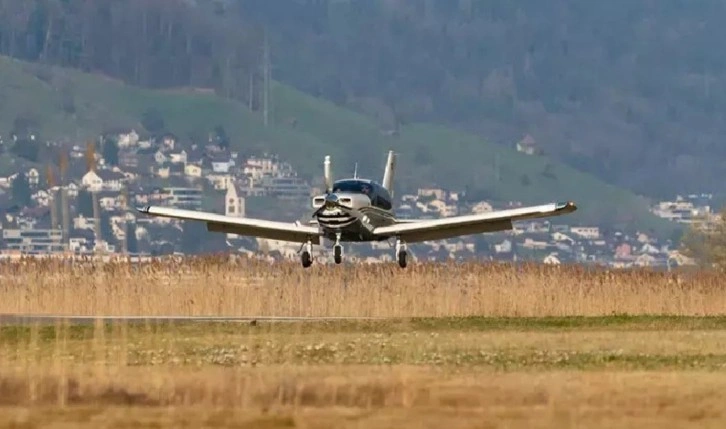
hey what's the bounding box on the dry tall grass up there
[0,256,723,317]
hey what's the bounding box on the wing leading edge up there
[374,201,577,243]
[137,206,321,244]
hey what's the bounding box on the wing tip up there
[556,201,577,212]
[136,205,151,214]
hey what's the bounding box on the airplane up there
[137,150,577,268]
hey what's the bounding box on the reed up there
[0,256,722,317]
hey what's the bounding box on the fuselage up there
[312,179,397,242]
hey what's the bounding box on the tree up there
[680,208,726,271]
[214,125,230,149]
[76,189,94,217]
[11,138,40,162]
[102,137,119,166]
[11,173,32,207]
[127,223,138,253]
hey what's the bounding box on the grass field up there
[0,258,725,427]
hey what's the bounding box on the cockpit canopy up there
[331,179,393,210]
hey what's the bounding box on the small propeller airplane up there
[137,151,577,268]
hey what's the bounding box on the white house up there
[244,157,278,179]
[207,174,234,191]
[169,150,187,164]
[570,226,600,240]
[27,168,40,187]
[81,171,103,192]
[117,130,139,148]
[543,253,561,265]
[66,182,79,198]
[212,159,235,174]
[494,239,512,253]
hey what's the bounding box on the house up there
[154,150,168,165]
[117,130,140,148]
[156,166,170,179]
[471,201,493,214]
[169,150,187,164]
[614,243,632,259]
[243,156,278,179]
[570,226,600,240]
[64,182,79,198]
[97,170,126,191]
[417,188,446,201]
[207,174,234,191]
[27,168,40,187]
[543,253,561,265]
[494,239,512,254]
[516,134,538,155]
[551,232,575,244]
[634,253,657,267]
[211,157,235,174]
[185,164,202,178]
[522,238,549,250]
[81,170,103,192]
[162,134,176,150]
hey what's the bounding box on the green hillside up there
[0,56,675,237]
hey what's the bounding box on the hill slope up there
[0,56,676,237]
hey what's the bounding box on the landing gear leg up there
[301,239,313,268]
[395,237,408,268]
[333,232,343,264]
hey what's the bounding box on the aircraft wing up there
[374,201,577,243]
[137,206,322,244]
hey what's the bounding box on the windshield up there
[332,180,372,194]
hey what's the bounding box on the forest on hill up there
[1,0,725,199]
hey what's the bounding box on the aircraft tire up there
[301,251,312,268]
[397,250,407,268]
[334,245,342,264]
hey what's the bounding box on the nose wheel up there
[333,232,343,264]
[395,238,408,268]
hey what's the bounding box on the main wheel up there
[334,245,342,264]
[301,251,312,268]
[397,250,407,268]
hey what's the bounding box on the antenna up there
[353,163,358,179]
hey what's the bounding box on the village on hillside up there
[0,130,715,268]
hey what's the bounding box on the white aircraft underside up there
[137,150,577,268]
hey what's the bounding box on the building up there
[261,176,311,200]
[2,229,66,253]
[160,187,203,209]
[224,185,246,239]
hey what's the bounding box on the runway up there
[0,314,384,325]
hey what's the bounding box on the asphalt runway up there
[0,314,384,325]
